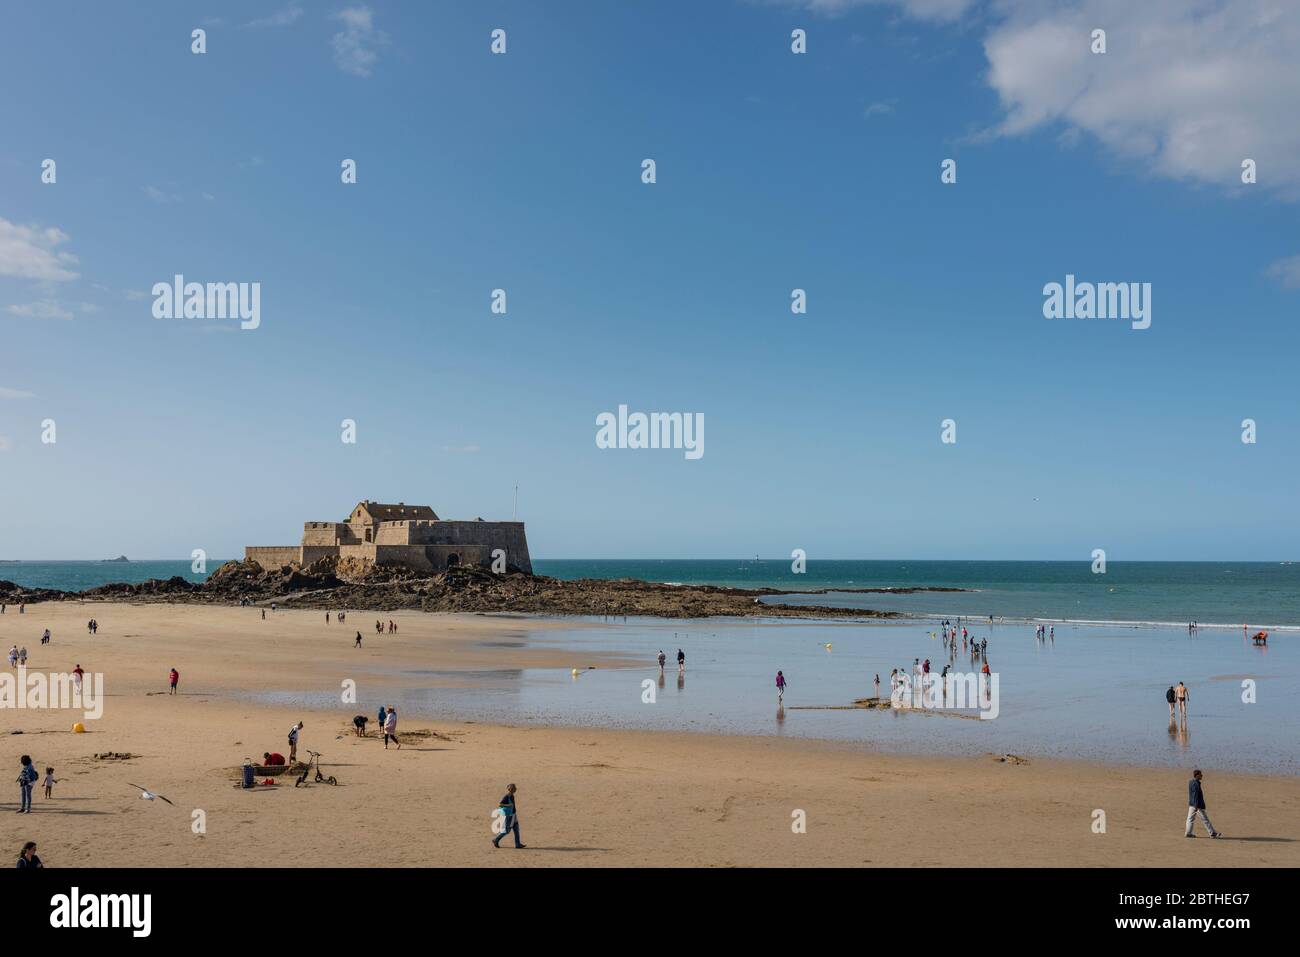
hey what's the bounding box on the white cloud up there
[331,6,389,76]
[864,99,896,118]
[143,185,182,204]
[0,387,36,400]
[983,0,1300,198]
[7,300,74,321]
[1265,254,1300,290]
[0,218,79,281]
[0,436,12,453]
[773,0,976,22]
[244,4,304,28]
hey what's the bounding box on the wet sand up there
[0,602,1295,867]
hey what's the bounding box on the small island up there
[101,555,130,563]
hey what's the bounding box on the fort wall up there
[245,546,302,568]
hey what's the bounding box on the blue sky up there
[2,0,1298,561]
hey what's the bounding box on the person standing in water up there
[677,649,685,673]
[1165,685,1177,721]
[1175,681,1189,722]
[775,670,787,701]
[874,673,881,700]
[657,650,666,672]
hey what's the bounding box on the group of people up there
[655,649,686,673]
[1034,624,1054,641]
[6,646,28,667]
[325,611,348,624]
[347,706,401,748]
[85,619,99,634]
[0,603,26,614]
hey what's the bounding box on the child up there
[42,768,56,799]
[775,670,787,701]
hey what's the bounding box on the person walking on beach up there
[326,612,330,624]
[492,783,525,849]
[287,722,303,763]
[874,673,881,700]
[42,768,56,799]
[657,650,666,672]
[16,756,37,813]
[168,668,179,695]
[261,608,266,620]
[677,649,685,673]
[382,707,400,749]
[775,670,787,702]
[41,629,50,645]
[1185,769,1221,838]
[72,664,84,690]
[1175,681,1189,722]
[18,647,27,666]
[1165,685,1177,720]
[354,631,363,648]
[7,646,17,668]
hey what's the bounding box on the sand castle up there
[245,500,532,574]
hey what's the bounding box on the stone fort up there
[245,500,532,574]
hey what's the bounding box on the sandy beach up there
[1,602,1295,868]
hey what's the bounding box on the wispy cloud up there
[765,0,976,24]
[0,387,36,400]
[7,300,72,320]
[863,99,896,119]
[244,4,304,29]
[443,445,481,454]
[1265,254,1300,290]
[143,185,182,204]
[0,436,12,453]
[331,6,388,77]
[0,218,79,281]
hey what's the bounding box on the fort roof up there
[351,501,439,522]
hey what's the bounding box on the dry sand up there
[1,602,1295,867]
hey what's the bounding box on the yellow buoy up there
[72,722,86,733]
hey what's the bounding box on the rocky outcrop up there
[0,560,914,621]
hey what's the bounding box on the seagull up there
[126,783,174,806]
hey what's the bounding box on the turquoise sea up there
[3,559,1299,627]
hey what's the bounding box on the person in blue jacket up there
[16,756,38,814]
[1185,769,1221,838]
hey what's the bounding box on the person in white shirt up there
[287,721,303,762]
